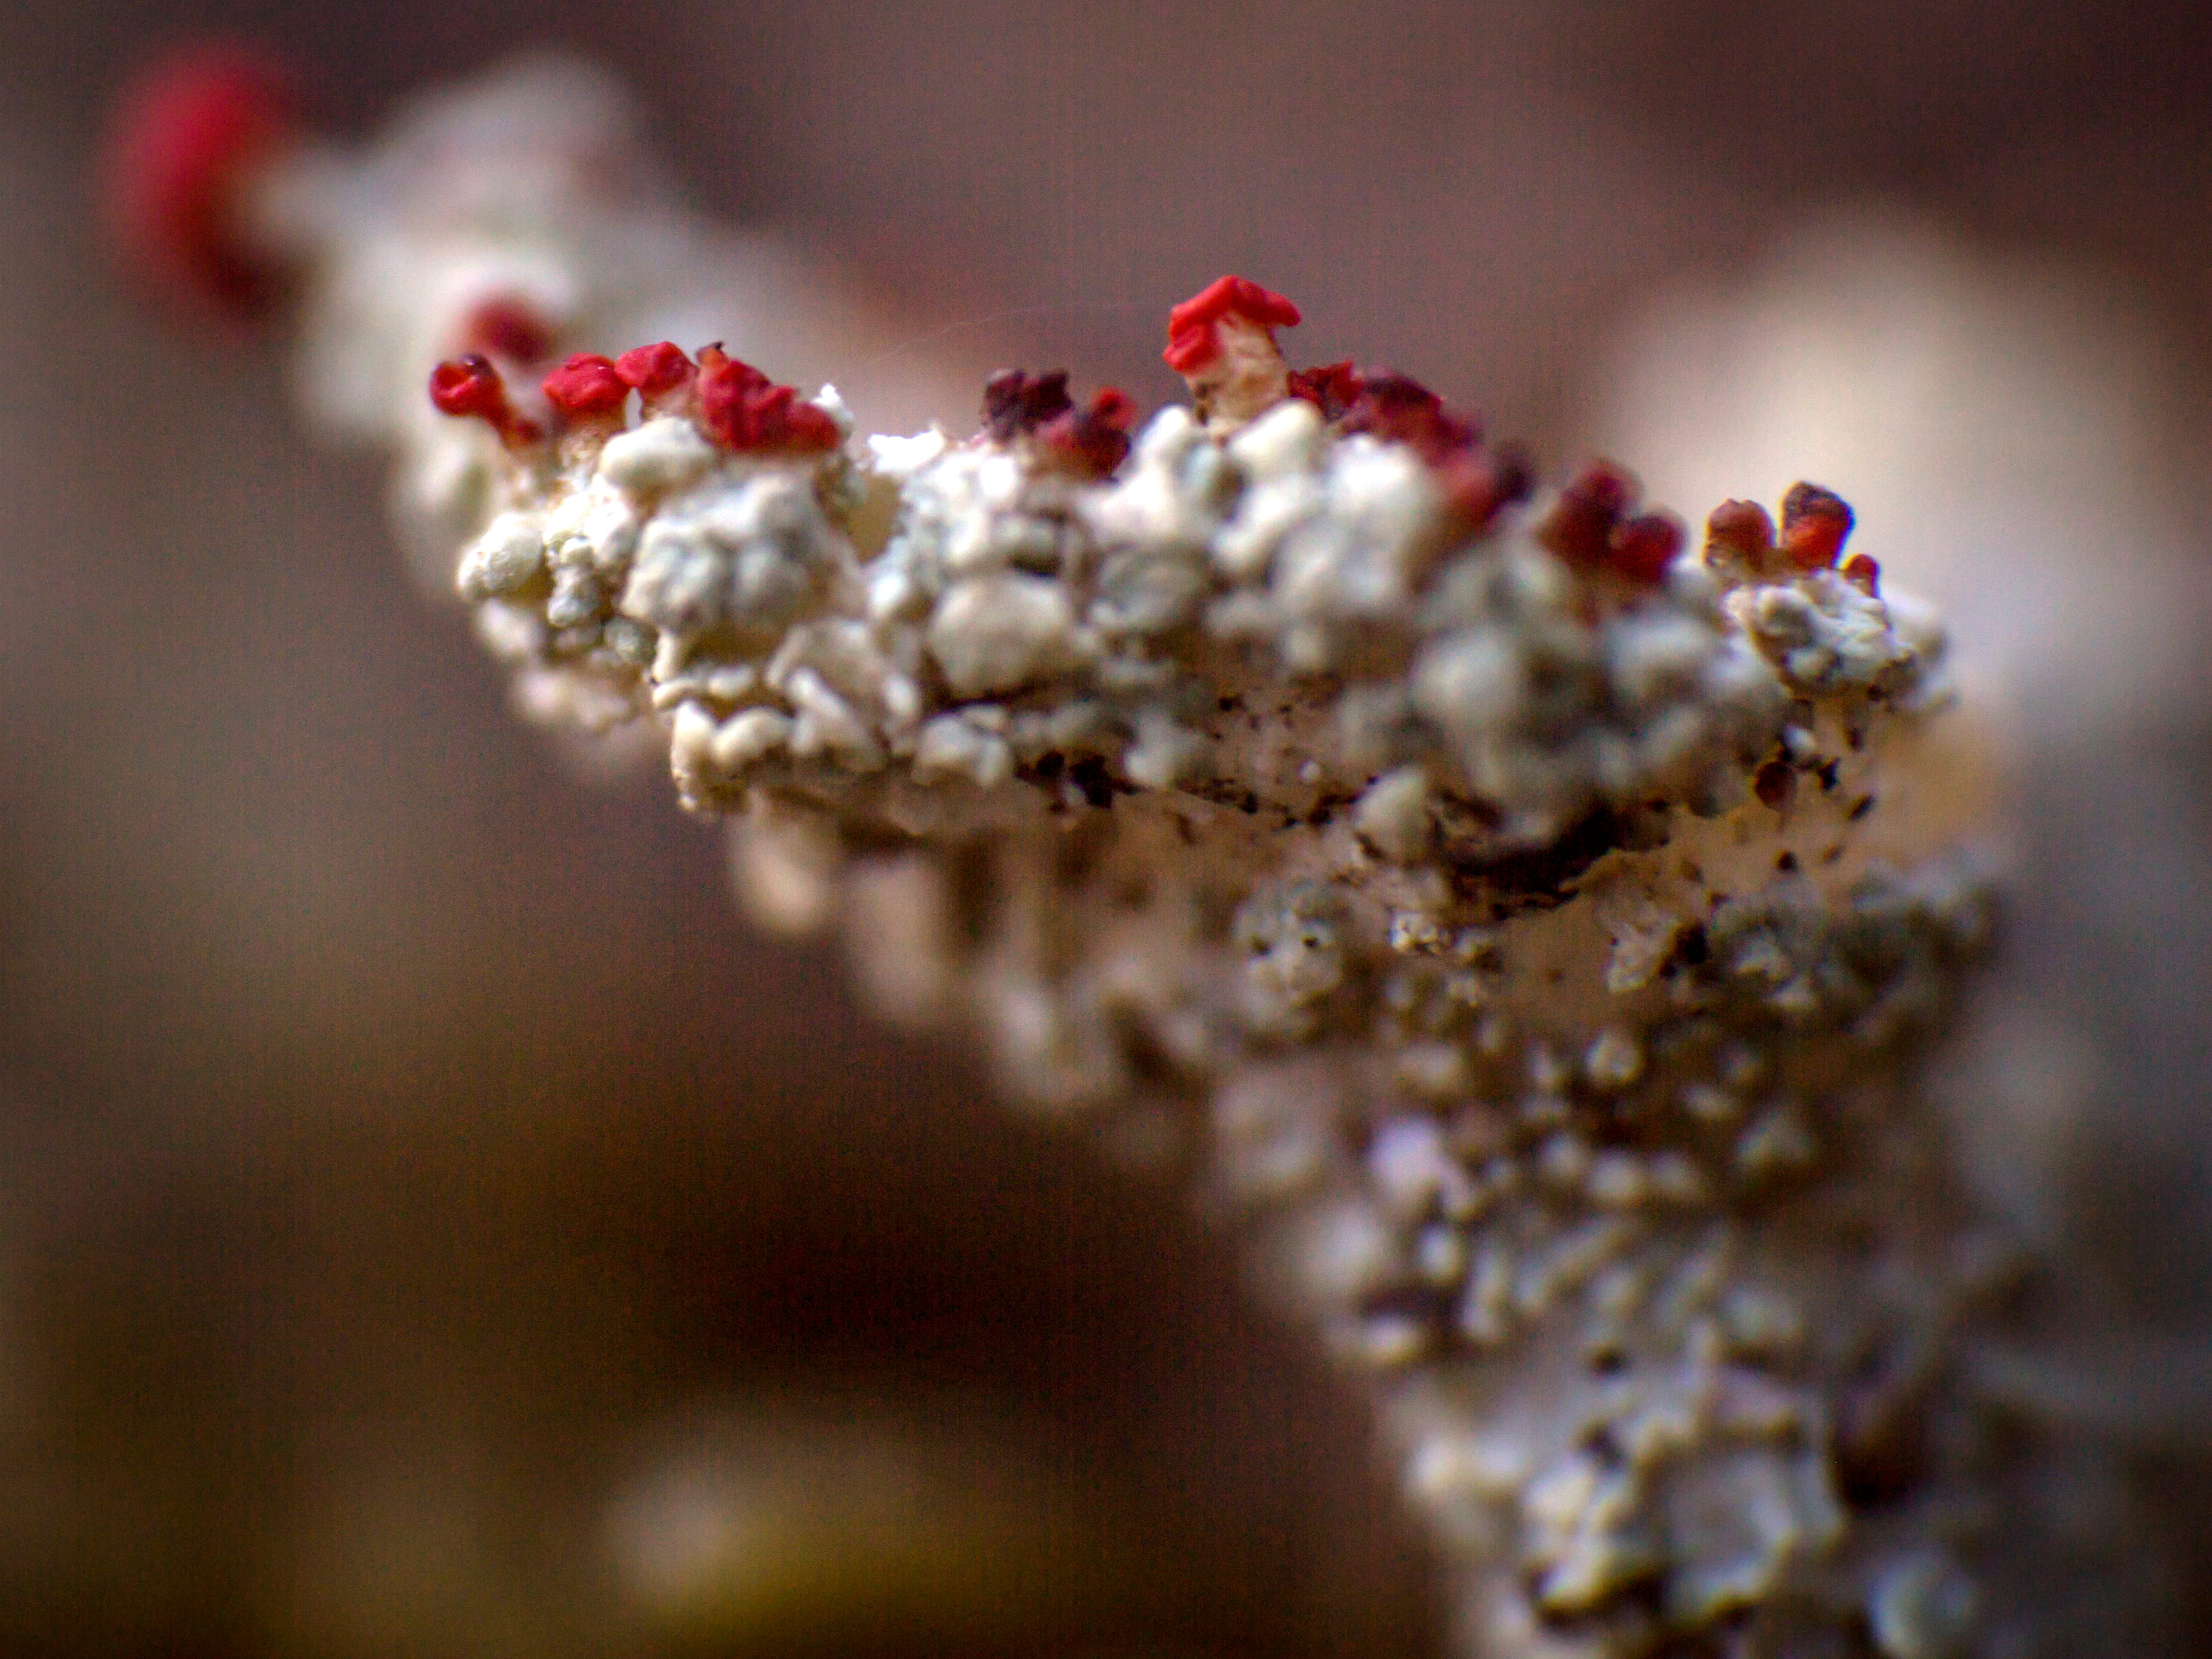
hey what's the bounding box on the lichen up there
[208,57,2180,1658]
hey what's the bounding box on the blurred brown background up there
[2,2,2211,1654]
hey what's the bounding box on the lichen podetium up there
[109,49,2181,1658]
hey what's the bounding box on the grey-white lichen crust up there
[470,389,1927,835]
[433,374,2158,1657]
[262,60,2179,1659]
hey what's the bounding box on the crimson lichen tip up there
[1780,481,1855,571]
[102,41,297,319]
[429,352,539,446]
[541,352,629,419]
[614,341,695,403]
[1531,464,1685,587]
[1608,511,1687,586]
[461,297,555,364]
[1338,371,1480,458]
[979,370,1135,476]
[1537,461,1636,569]
[982,368,1075,441]
[1162,275,1302,374]
[1285,360,1364,421]
[1705,498,1778,566]
[1040,386,1137,478]
[694,346,841,455]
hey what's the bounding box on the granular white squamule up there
[110,49,2183,1657]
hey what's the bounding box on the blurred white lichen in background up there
[603,1403,1102,1645]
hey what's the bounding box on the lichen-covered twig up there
[109,51,2179,1657]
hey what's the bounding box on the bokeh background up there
[2,2,2211,1654]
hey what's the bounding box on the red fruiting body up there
[1289,363,1525,528]
[1340,372,1482,462]
[1286,360,1364,421]
[1609,512,1687,586]
[1162,276,1302,373]
[982,369,1075,441]
[463,297,554,363]
[430,355,500,419]
[1840,553,1881,596]
[695,347,840,454]
[980,371,1132,475]
[615,342,695,403]
[1435,444,1534,531]
[1538,462,1681,585]
[1779,482,1855,570]
[1705,499,1777,564]
[541,353,629,418]
[103,43,295,318]
[1039,387,1138,478]
[1538,461,1638,570]
[429,354,539,446]
[1089,387,1137,430]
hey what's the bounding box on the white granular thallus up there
[242,56,2181,1659]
